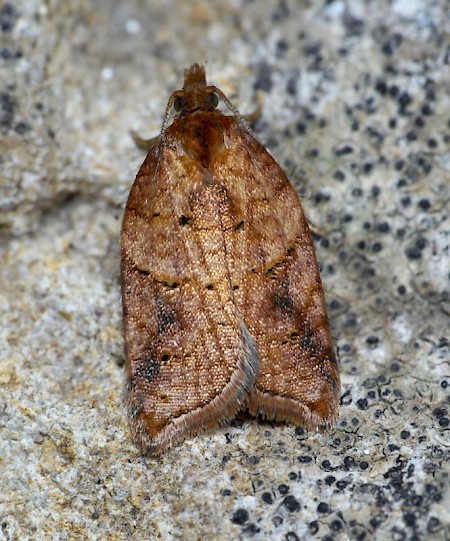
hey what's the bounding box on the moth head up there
[169,88,220,117]
[162,64,251,134]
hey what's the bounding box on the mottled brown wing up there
[120,135,259,454]
[209,116,341,430]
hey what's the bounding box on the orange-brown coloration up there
[120,64,340,454]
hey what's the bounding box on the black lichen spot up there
[363,162,373,174]
[330,520,344,532]
[286,75,298,96]
[333,170,345,182]
[0,91,17,131]
[415,116,425,127]
[243,523,260,536]
[398,90,412,111]
[366,126,384,144]
[343,15,364,37]
[427,516,442,534]
[262,492,273,505]
[272,515,283,527]
[375,79,388,94]
[418,198,431,210]
[303,42,321,57]
[336,479,348,490]
[433,407,447,420]
[343,456,357,470]
[0,3,18,33]
[275,38,289,58]
[1,47,13,59]
[14,121,30,134]
[313,191,330,204]
[391,361,401,372]
[389,84,400,97]
[231,508,249,525]
[366,335,379,347]
[405,236,428,260]
[356,398,369,410]
[371,185,381,197]
[421,103,434,116]
[282,495,300,512]
[321,460,333,471]
[317,502,329,513]
[334,144,354,157]
[296,121,306,134]
[377,222,390,233]
[271,0,290,21]
[370,515,383,529]
[254,61,273,92]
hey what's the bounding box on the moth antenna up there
[161,93,177,134]
[210,86,253,135]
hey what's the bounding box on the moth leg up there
[243,93,262,124]
[130,130,159,151]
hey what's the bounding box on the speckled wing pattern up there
[120,64,340,454]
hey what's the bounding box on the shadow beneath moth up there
[120,64,340,454]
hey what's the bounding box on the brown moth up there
[120,64,340,454]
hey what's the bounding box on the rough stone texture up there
[0,1,449,540]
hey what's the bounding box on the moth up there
[120,64,340,454]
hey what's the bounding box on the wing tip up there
[128,322,260,455]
